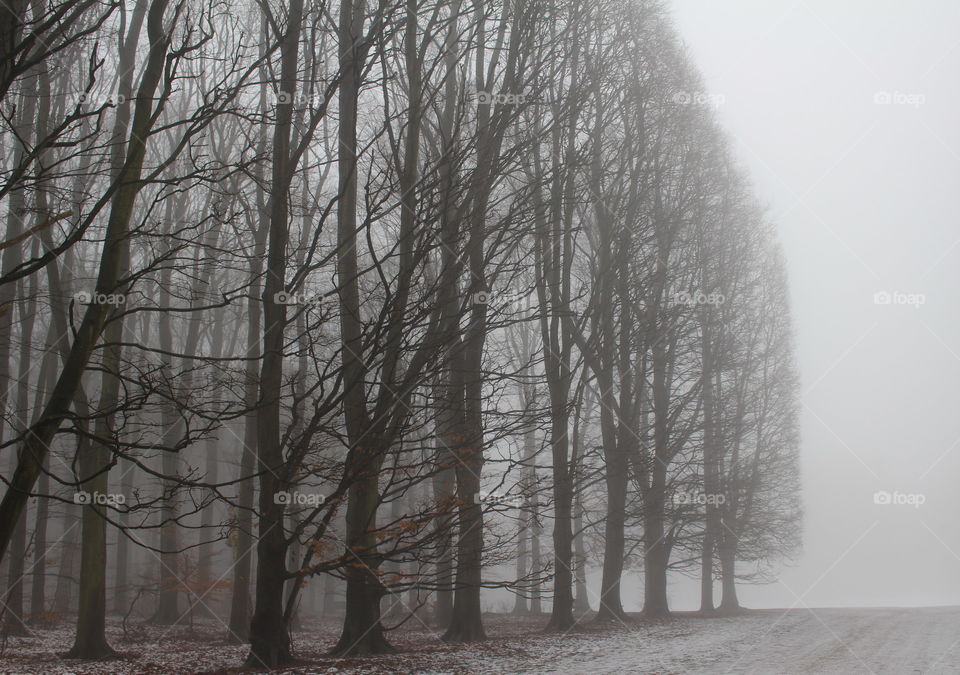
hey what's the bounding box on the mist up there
[1,0,958,673]
[670,0,960,610]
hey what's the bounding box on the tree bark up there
[4,262,40,635]
[245,0,305,665]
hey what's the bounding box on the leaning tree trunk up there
[67,0,165,657]
[0,0,169,565]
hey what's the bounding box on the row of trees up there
[0,0,800,667]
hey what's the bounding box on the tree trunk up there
[226,166,272,644]
[322,570,337,618]
[530,505,542,615]
[4,505,28,635]
[431,449,455,626]
[544,402,574,631]
[226,387,256,642]
[330,0,393,656]
[4,267,39,635]
[113,462,132,615]
[0,9,37,595]
[66,435,115,658]
[332,475,392,655]
[511,503,528,615]
[642,362,671,618]
[699,327,719,614]
[642,468,670,618]
[52,501,81,615]
[244,0,305,664]
[718,521,740,612]
[152,226,182,625]
[30,456,50,622]
[573,495,590,615]
[29,331,59,622]
[195,434,219,620]
[595,454,627,621]
[442,448,485,642]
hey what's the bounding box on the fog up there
[670,0,960,608]
[3,0,959,670]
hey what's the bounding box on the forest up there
[0,0,802,670]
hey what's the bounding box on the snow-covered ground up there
[2,607,959,674]
[438,607,960,674]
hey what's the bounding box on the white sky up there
[663,0,960,609]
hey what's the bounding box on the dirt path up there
[411,607,960,674]
[514,607,960,674]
